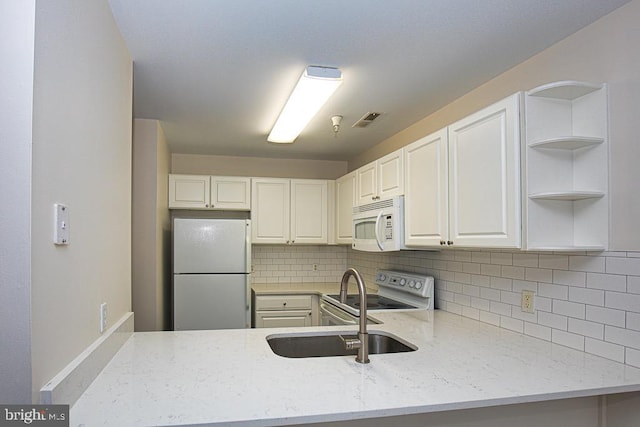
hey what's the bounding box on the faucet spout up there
[340,268,370,364]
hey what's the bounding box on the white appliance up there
[320,270,434,325]
[352,196,407,252]
[173,218,251,330]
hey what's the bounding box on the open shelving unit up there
[523,81,609,251]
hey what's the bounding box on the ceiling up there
[108,0,629,161]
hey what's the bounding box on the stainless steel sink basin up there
[266,331,417,358]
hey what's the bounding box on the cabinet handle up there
[286,240,290,244]
[205,204,209,207]
[283,302,287,306]
[292,240,295,244]
[440,240,445,245]
[447,241,453,246]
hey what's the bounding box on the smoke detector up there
[352,112,382,128]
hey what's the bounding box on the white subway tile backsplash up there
[586,272,627,292]
[605,326,640,350]
[553,300,586,319]
[491,252,513,265]
[500,316,523,333]
[346,247,640,367]
[471,297,490,311]
[568,287,604,306]
[479,310,500,326]
[552,330,585,351]
[490,301,512,316]
[524,322,551,341]
[606,256,640,275]
[585,338,625,363]
[627,348,640,368]
[627,312,640,332]
[502,266,525,280]
[585,305,626,327]
[525,267,553,283]
[553,270,586,287]
[568,318,604,340]
[569,256,606,273]
[538,311,568,330]
[538,283,568,300]
[628,276,640,295]
[490,277,512,291]
[539,255,569,270]
[605,291,640,313]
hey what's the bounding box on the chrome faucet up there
[339,268,370,364]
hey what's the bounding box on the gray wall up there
[0,0,35,404]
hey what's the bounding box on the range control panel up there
[375,269,434,298]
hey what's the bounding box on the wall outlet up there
[521,290,535,313]
[100,302,107,333]
[313,264,318,271]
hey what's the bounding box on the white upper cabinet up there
[523,81,608,251]
[356,148,404,205]
[169,174,211,209]
[404,129,449,247]
[169,174,251,210]
[290,179,328,244]
[447,93,521,248]
[335,171,356,244]
[211,176,251,210]
[251,178,328,244]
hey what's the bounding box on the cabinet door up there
[211,176,251,210]
[404,129,448,247]
[251,178,290,244]
[168,174,210,209]
[255,310,313,328]
[447,93,521,248]
[356,161,377,205]
[377,149,404,199]
[290,179,328,244]
[335,171,356,244]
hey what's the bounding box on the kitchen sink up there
[266,331,417,358]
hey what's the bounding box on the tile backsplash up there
[346,248,640,368]
[251,245,347,285]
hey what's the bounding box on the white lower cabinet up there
[404,93,521,249]
[253,294,316,328]
[251,178,328,244]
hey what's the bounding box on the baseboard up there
[39,312,134,406]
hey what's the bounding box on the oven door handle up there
[374,211,385,251]
[320,302,357,325]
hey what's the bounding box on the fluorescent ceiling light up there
[268,66,343,143]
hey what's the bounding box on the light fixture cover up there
[268,66,343,143]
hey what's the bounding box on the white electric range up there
[320,270,434,325]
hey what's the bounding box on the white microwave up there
[352,196,407,252]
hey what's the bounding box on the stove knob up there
[379,273,387,282]
[408,280,415,288]
[399,278,406,286]
[415,281,423,290]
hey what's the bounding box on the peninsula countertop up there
[69,308,640,426]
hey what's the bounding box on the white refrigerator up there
[173,218,251,330]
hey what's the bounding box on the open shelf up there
[529,191,605,201]
[529,136,604,150]
[523,81,608,251]
[528,80,603,100]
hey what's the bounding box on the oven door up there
[320,302,358,326]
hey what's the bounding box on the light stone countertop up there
[69,308,640,426]
[251,282,375,296]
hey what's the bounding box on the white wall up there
[349,0,640,251]
[0,0,35,404]
[132,119,171,331]
[30,0,132,401]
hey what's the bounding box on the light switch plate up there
[53,203,69,245]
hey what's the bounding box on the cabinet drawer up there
[254,294,313,311]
